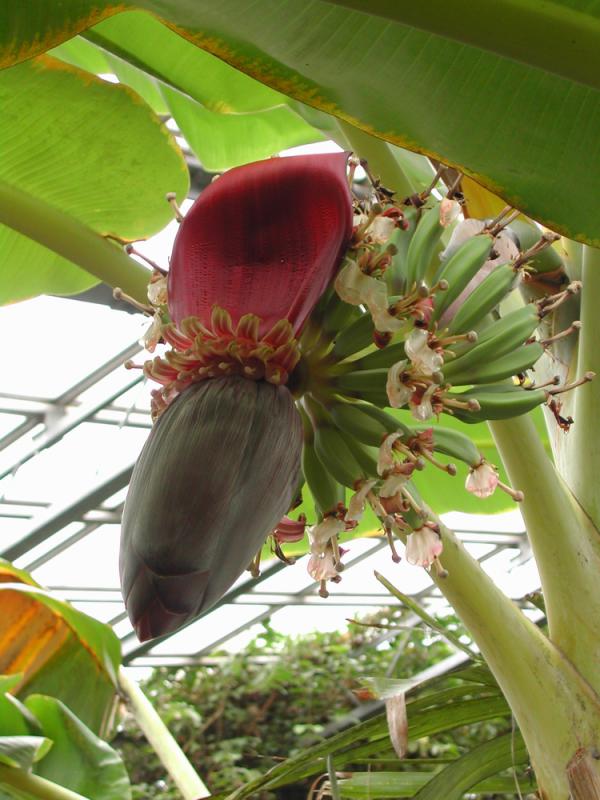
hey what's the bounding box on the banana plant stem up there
[421,513,600,800]
[0,764,90,800]
[118,667,210,800]
[489,414,600,693]
[0,180,150,306]
[567,245,600,528]
[335,120,417,199]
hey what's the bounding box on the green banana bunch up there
[404,204,445,288]
[429,233,494,324]
[442,303,541,383]
[446,263,518,335]
[450,384,547,423]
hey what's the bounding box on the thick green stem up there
[489,414,600,693]
[0,180,150,305]
[566,245,600,529]
[118,667,209,800]
[335,121,417,198]
[0,764,90,800]
[328,0,600,93]
[424,515,600,799]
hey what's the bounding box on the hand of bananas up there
[291,163,590,595]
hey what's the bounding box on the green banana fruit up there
[404,203,445,289]
[429,234,494,324]
[356,402,415,436]
[329,400,386,446]
[313,422,366,487]
[386,204,420,294]
[446,263,518,335]
[333,369,389,406]
[302,437,345,517]
[354,341,407,370]
[442,304,540,382]
[342,431,380,479]
[329,400,411,446]
[413,424,481,467]
[450,385,547,423]
[442,341,545,386]
[321,290,363,336]
[331,312,375,360]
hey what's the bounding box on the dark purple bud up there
[120,376,302,641]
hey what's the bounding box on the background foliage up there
[113,611,524,799]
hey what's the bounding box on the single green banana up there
[329,401,386,446]
[429,234,494,324]
[333,369,389,406]
[442,304,540,382]
[301,438,345,517]
[412,424,481,467]
[329,400,410,446]
[386,204,420,294]
[404,203,445,289]
[331,312,375,361]
[442,341,545,386]
[450,385,547,423]
[446,263,518,335]
[342,432,380,479]
[354,341,407,370]
[356,402,415,437]
[313,422,366,488]
[321,290,363,336]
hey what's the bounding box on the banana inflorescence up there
[129,154,591,615]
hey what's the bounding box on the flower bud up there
[120,376,302,641]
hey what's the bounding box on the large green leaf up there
[2,3,600,242]
[0,564,121,737]
[51,12,324,171]
[0,53,188,304]
[161,87,322,171]
[24,696,131,800]
[225,689,510,798]
[79,11,290,114]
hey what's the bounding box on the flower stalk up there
[489,413,600,695]
[420,509,600,800]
